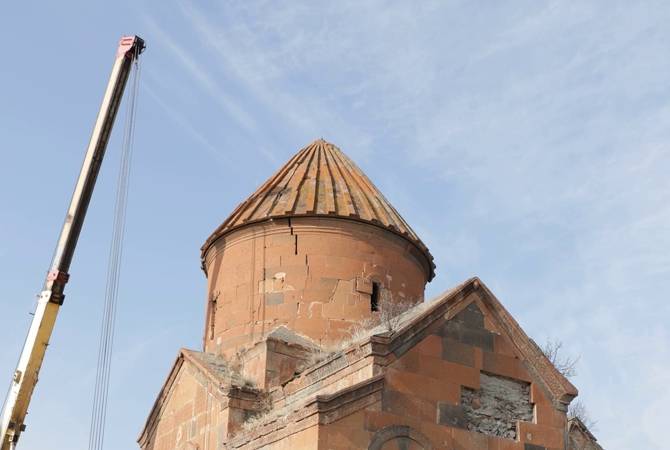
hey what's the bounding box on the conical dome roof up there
[201,139,435,280]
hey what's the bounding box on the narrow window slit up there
[208,291,219,340]
[371,282,380,311]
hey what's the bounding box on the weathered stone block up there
[519,422,564,449]
[439,322,495,352]
[414,334,443,358]
[483,351,531,382]
[493,334,517,357]
[317,276,339,291]
[280,254,307,268]
[265,292,284,305]
[524,444,546,450]
[356,276,373,294]
[385,368,460,403]
[418,356,480,389]
[382,390,436,422]
[455,302,486,328]
[442,338,475,367]
[452,427,490,449]
[438,402,468,429]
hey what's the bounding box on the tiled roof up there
[201,139,435,279]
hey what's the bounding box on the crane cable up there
[87,47,142,450]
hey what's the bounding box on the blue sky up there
[1,2,668,449]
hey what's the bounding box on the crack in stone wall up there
[461,373,533,439]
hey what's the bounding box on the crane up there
[0,35,145,450]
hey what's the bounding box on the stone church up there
[138,140,603,449]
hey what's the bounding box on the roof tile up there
[201,139,435,279]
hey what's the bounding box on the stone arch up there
[368,425,433,450]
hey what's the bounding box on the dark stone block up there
[438,321,460,340]
[382,390,435,422]
[524,444,546,450]
[381,390,401,412]
[392,331,425,358]
[265,292,284,305]
[455,302,485,328]
[439,322,494,352]
[460,328,494,352]
[437,402,467,429]
[442,338,475,367]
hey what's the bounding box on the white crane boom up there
[0,35,145,450]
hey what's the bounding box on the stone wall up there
[202,216,429,355]
[228,295,570,449]
[376,298,567,449]
[460,373,533,439]
[141,276,582,449]
[142,363,225,450]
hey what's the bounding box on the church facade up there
[138,140,602,450]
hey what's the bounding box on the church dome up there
[201,139,435,280]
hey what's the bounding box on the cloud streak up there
[142,3,670,448]
[142,79,238,171]
[143,16,258,135]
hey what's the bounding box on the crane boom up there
[1,35,145,450]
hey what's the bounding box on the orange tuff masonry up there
[203,216,429,354]
[200,139,434,355]
[139,140,603,450]
[201,139,435,281]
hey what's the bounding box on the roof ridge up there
[201,139,435,280]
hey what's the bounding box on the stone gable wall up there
[142,363,225,450]
[315,298,568,450]
[143,287,579,450]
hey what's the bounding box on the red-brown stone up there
[138,140,600,450]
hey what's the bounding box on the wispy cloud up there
[177,2,377,157]
[143,3,670,448]
[142,79,238,171]
[143,16,258,135]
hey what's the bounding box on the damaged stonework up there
[568,418,604,450]
[140,277,590,450]
[461,373,533,439]
[141,138,597,450]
